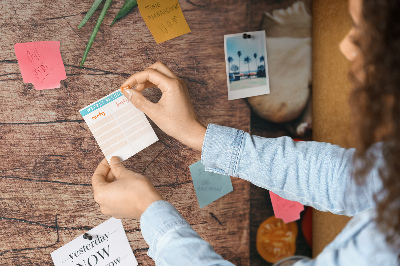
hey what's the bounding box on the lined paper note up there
[189,161,233,208]
[80,90,158,162]
[14,41,66,90]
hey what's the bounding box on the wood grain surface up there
[0,0,255,264]
[0,0,307,265]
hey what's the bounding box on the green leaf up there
[110,0,137,27]
[78,0,104,29]
[80,0,113,67]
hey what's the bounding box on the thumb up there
[123,89,155,115]
[109,156,127,178]
[92,158,110,188]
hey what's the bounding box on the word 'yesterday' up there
[68,233,109,260]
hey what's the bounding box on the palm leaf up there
[110,0,137,27]
[78,0,104,29]
[80,0,113,67]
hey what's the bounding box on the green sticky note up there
[189,161,233,208]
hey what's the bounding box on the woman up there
[91,0,400,264]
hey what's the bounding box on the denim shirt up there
[140,124,399,265]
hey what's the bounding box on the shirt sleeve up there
[293,210,399,266]
[201,124,383,216]
[140,200,235,266]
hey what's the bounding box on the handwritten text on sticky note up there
[137,0,191,44]
[14,41,66,90]
[270,191,304,223]
[189,161,233,208]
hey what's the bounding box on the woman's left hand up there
[91,157,163,219]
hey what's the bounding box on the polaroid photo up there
[224,30,270,100]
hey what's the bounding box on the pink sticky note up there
[270,191,304,223]
[14,41,66,90]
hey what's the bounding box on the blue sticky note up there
[189,161,233,208]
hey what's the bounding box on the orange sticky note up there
[14,41,66,90]
[137,0,191,44]
[270,191,304,223]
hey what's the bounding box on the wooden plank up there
[312,0,352,257]
[0,0,251,264]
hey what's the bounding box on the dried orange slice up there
[256,215,298,263]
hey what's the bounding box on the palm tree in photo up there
[237,51,242,77]
[227,56,234,73]
[253,53,258,74]
[244,56,251,78]
[231,64,239,73]
[260,55,266,76]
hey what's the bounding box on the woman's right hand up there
[120,61,206,151]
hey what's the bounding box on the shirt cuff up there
[140,200,190,259]
[201,123,245,177]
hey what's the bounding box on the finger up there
[109,156,128,178]
[147,61,177,79]
[105,169,115,183]
[92,158,110,188]
[121,69,173,93]
[124,62,178,92]
[122,89,157,116]
[135,81,156,92]
[99,206,111,216]
[121,81,155,93]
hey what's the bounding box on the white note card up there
[80,90,158,162]
[51,218,138,266]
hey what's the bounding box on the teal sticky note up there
[189,161,233,208]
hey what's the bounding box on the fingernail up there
[121,85,130,92]
[110,156,122,165]
[125,89,133,100]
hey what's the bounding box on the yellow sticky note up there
[137,0,191,44]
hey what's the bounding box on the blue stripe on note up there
[80,91,123,117]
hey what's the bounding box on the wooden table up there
[0,0,251,264]
[0,0,303,264]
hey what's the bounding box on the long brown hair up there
[350,0,400,251]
